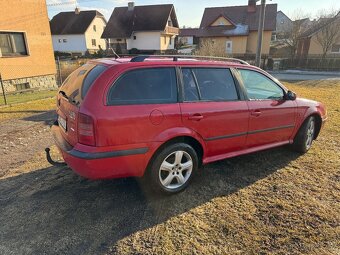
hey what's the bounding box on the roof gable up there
[102,4,178,38]
[210,16,235,27]
[50,10,105,35]
[200,4,277,31]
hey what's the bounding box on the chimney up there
[247,0,256,13]
[75,7,80,14]
[128,2,135,11]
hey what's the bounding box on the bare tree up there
[314,10,340,59]
[195,39,230,57]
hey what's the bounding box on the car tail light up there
[78,113,95,146]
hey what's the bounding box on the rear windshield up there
[60,63,107,104]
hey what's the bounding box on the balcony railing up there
[164,26,179,35]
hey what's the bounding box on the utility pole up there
[255,0,266,67]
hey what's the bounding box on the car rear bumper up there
[51,124,151,179]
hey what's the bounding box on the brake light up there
[78,113,95,146]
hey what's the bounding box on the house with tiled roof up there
[102,2,179,54]
[50,8,107,55]
[196,0,277,55]
[297,13,340,57]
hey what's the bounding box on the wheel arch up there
[146,135,205,175]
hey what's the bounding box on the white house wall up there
[52,34,87,53]
[85,17,107,51]
[127,32,162,50]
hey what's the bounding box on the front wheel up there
[292,116,316,153]
[148,143,198,194]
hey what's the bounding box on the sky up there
[47,0,340,27]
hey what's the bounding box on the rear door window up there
[60,64,107,104]
[182,68,239,101]
[107,68,177,105]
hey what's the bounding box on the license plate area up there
[58,115,67,131]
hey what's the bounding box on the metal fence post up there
[0,73,8,105]
[57,56,63,86]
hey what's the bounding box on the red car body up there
[51,57,327,180]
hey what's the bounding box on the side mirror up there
[286,90,296,100]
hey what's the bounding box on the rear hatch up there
[56,63,107,146]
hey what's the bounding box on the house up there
[50,8,107,55]
[102,2,179,54]
[197,0,277,55]
[179,28,200,46]
[275,11,293,40]
[0,0,56,92]
[297,13,340,57]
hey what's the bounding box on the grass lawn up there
[0,96,56,122]
[0,80,339,254]
[111,80,340,254]
[0,90,57,106]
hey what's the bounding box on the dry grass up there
[0,79,339,254]
[0,97,56,122]
[111,80,340,255]
[0,90,56,106]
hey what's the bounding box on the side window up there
[108,68,177,105]
[238,69,284,100]
[182,68,238,101]
[182,69,199,101]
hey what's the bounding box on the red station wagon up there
[48,56,327,194]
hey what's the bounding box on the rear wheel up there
[149,143,198,194]
[292,116,316,153]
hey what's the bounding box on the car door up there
[180,67,249,159]
[236,68,297,148]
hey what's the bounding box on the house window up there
[168,19,172,27]
[133,36,137,40]
[15,82,30,91]
[164,36,167,44]
[169,37,172,45]
[331,44,340,53]
[58,39,62,43]
[93,25,96,32]
[0,32,28,57]
[117,38,122,42]
[219,21,225,26]
[92,39,96,46]
[63,39,67,43]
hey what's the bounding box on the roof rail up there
[129,55,250,65]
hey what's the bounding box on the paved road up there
[269,71,340,81]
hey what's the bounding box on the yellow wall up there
[85,17,107,52]
[308,32,340,55]
[246,31,272,54]
[200,36,248,54]
[211,17,233,26]
[0,0,56,80]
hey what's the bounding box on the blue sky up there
[47,0,340,27]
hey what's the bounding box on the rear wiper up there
[68,89,80,106]
[59,90,68,99]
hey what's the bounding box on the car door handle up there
[188,113,204,121]
[251,110,262,117]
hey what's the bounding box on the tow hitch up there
[45,147,67,166]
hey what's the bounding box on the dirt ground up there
[0,81,339,255]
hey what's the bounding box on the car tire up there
[148,143,198,194]
[292,116,316,153]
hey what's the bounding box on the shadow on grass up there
[0,146,300,254]
[22,110,57,125]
